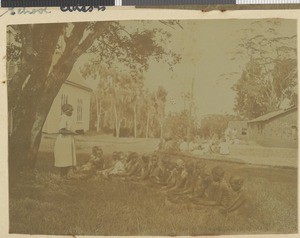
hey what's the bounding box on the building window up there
[292,126,297,140]
[77,98,83,121]
[241,128,247,135]
[61,94,69,114]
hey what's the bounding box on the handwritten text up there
[60,5,106,12]
[0,7,51,17]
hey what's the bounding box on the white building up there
[42,69,92,133]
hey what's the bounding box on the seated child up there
[136,154,151,180]
[126,154,150,181]
[118,151,126,161]
[98,151,125,178]
[126,152,141,176]
[189,167,212,200]
[94,148,105,170]
[79,146,103,172]
[187,164,213,205]
[161,159,183,190]
[124,152,132,170]
[168,160,194,195]
[162,159,187,193]
[111,151,118,165]
[117,152,141,180]
[191,166,230,208]
[148,154,166,184]
[166,160,196,204]
[174,161,206,197]
[220,175,250,216]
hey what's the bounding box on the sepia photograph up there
[6,16,298,236]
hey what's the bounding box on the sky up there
[77,19,296,117]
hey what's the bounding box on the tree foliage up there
[231,20,297,119]
[164,110,197,140]
[199,114,240,139]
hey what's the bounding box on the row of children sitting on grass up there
[76,146,250,216]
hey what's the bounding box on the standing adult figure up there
[54,103,77,178]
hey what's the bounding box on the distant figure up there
[165,138,180,153]
[54,103,77,179]
[224,127,231,142]
[180,138,189,152]
[232,128,237,139]
[219,138,230,155]
[210,140,219,153]
[192,141,211,156]
[155,139,166,152]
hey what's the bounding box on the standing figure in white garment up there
[54,103,77,178]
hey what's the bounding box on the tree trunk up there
[133,103,137,138]
[95,94,101,133]
[146,110,150,138]
[116,121,121,138]
[160,120,164,140]
[96,115,100,133]
[187,77,195,151]
[113,104,120,138]
[9,25,65,178]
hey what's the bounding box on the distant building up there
[227,121,248,140]
[247,106,297,148]
[42,69,92,133]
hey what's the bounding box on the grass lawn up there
[9,135,298,236]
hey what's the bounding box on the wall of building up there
[43,83,91,133]
[228,121,248,140]
[248,110,298,148]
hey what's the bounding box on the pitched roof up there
[248,106,297,123]
[65,68,92,92]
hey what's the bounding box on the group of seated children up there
[78,147,248,215]
[97,152,166,183]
